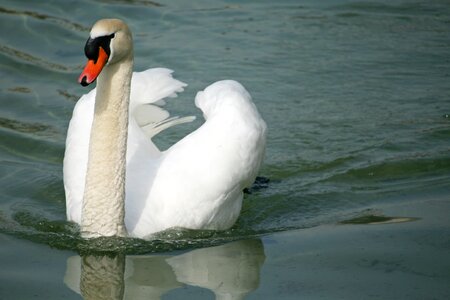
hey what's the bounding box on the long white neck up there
[81,55,133,238]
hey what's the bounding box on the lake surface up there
[0,0,449,299]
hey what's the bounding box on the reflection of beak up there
[78,46,109,86]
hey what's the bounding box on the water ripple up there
[0,44,77,73]
[0,209,265,255]
[0,6,88,32]
[58,89,79,102]
[96,0,163,7]
[0,117,50,134]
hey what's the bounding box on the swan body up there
[64,19,266,238]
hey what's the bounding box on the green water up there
[0,0,449,299]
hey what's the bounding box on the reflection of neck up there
[65,239,265,299]
[81,56,133,238]
[81,255,126,300]
[215,292,247,300]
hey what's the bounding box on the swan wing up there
[130,68,195,139]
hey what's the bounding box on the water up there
[0,0,449,299]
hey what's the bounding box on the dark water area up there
[0,0,449,299]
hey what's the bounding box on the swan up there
[63,19,266,239]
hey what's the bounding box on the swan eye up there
[84,34,115,63]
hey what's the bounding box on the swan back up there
[194,80,266,188]
[131,80,266,235]
[195,80,253,119]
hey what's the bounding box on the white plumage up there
[64,69,266,238]
[64,19,266,238]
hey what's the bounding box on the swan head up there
[79,19,133,86]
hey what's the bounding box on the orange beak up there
[78,46,109,86]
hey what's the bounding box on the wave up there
[0,6,88,32]
[0,44,76,73]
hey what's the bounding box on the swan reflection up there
[64,239,265,300]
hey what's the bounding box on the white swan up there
[64,19,266,239]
